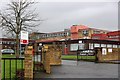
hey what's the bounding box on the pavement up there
[34,60,119,78]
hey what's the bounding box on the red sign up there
[20,39,28,44]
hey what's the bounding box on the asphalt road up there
[34,60,119,78]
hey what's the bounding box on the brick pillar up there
[97,48,102,62]
[0,53,1,80]
[45,52,50,74]
[24,46,33,80]
[0,45,2,80]
[42,45,51,74]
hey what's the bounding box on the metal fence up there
[2,58,24,80]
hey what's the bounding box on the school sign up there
[20,31,29,44]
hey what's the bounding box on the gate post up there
[24,46,33,80]
[43,45,51,74]
[45,52,50,73]
[95,48,98,63]
[0,50,1,80]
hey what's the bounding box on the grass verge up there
[61,55,95,60]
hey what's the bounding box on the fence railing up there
[2,58,24,80]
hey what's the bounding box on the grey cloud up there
[0,1,118,34]
[36,2,118,32]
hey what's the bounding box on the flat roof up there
[37,39,120,45]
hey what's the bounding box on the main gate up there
[33,42,62,78]
[33,45,43,72]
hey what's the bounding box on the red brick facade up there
[91,30,120,41]
[91,33,108,40]
[107,30,120,41]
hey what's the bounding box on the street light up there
[39,43,42,46]
[76,40,83,65]
[39,43,42,61]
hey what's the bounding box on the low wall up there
[97,48,120,62]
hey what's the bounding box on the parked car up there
[79,50,95,56]
[1,49,14,54]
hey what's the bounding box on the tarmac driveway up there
[34,60,118,78]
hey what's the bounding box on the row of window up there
[0,41,15,44]
[70,43,119,51]
[89,43,120,49]
[82,30,106,36]
[39,32,70,39]
[93,30,101,34]
[92,36,120,40]
[108,35,120,38]
[92,37,100,39]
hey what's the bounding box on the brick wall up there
[42,44,62,66]
[97,48,120,62]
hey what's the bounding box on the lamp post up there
[39,43,42,61]
[76,40,83,65]
[64,32,68,55]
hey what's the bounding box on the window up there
[89,43,93,49]
[2,41,5,44]
[45,34,47,38]
[7,41,10,44]
[107,44,112,48]
[70,43,84,51]
[51,34,54,37]
[52,34,55,37]
[94,30,100,34]
[94,43,100,47]
[44,34,47,38]
[11,42,14,44]
[119,45,120,48]
[101,44,106,47]
[54,34,57,37]
[61,33,64,36]
[113,45,118,48]
[63,33,66,36]
[67,32,70,36]
[82,30,89,36]
[0,41,2,44]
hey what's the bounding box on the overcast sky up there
[0,0,119,36]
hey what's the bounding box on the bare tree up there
[0,0,41,57]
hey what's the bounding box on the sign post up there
[20,31,29,57]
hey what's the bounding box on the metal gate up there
[33,46,44,72]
